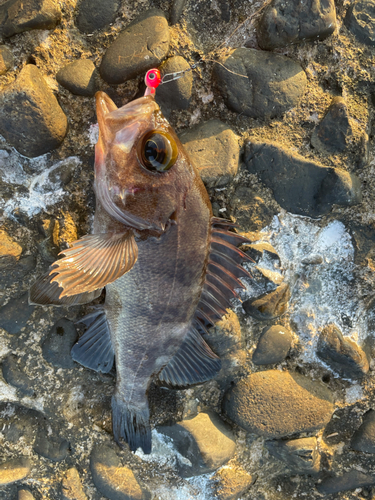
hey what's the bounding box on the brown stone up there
[0,229,22,268]
[18,490,35,500]
[213,466,253,500]
[0,458,30,485]
[243,283,291,320]
[61,467,88,500]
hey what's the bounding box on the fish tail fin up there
[111,395,151,454]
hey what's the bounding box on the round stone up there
[155,56,192,117]
[76,0,120,33]
[252,325,293,365]
[56,59,98,97]
[345,0,375,46]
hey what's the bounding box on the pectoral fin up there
[50,231,138,298]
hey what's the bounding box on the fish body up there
[30,91,251,453]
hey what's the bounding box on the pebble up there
[0,458,30,485]
[0,45,13,74]
[159,411,236,477]
[252,325,293,365]
[316,324,369,379]
[155,56,192,117]
[255,266,284,286]
[42,318,78,369]
[56,59,98,97]
[245,242,279,263]
[345,0,375,47]
[100,9,169,84]
[244,139,362,217]
[351,409,375,452]
[76,0,120,33]
[212,465,253,500]
[0,228,22,268]
[243,283,291,321]
[61,467,88,500]
[266,437,321,474]
[223,370,334,438]
[180,120,240,188]
[0,65,68,157]
[311,97,353,154]
[90,445,143,500]
[230,186,276,231]
[0,0,61,38]
[33,431,69,462]
[316,470,375,494]
[257,0,337,50]
[18,490,35,500]
[214,48,307,119]
[0,292,35,334]
[2,355,34,396]
[170,0,187,24]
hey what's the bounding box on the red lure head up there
[144,68,161,96]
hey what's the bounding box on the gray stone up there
[0,292,35,334]
[214,48,307,119]
[0,65,68,157]
[156,56,192,117]
[311,97,353,154]
[0,0,61,38]
[42,318,78,369]
[33,431,69,462]
[76,0,120,33]
[180,120,240,188]
[266,437,321,474]
[0,458,30,485]
[159,411,236,477]
[2,355,34,396]
[90,445,143,500]
[0,45,13,75]
[230,186,276,231]
[0,255,36,288]
[252,325,293,365]
[100,9,169,84]
[18,490,35,500]
[257,0,336,50]
[255,266,284,286]
[56,59,98,97]
[243,283,291,321]
[317,323,369,378]
[245,242,280,263]
[224,370,334,439]
[170,0,187,24]
[61,467,88,500]
[244,140,362,217]
[345,0,375,47]
[316,470,375,494]
[351,409,375,452]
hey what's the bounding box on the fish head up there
[95,91,196,233]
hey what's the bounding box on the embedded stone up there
[0,45,13,75]
[243,283,291,321]
[212,466,253,500]
[156,56,192,117]
[61,467,88,500]
[56,59,98,97]
[255,267,284,286]
[180,120,240,188]
[245,242,280,262]
[0,228,22,268]
[230,186,276,231]
[0,65,68,157]
[252,325,293,365]
[351,409,375,452]
[224,370,334,439]
[100,9,169,84]
[0,292,35,334]
[33,431,69,462]
[266,437,321,474]
[345,0,375,47]
[257,0,336,50]
[170,0,187,24]
[42,318,78,369]
[2,355,34,396]
[214,48,307,119]
[18,491,35,500]
[76,0,120,33]
[0,458,30,485]
[317,470,375,494]
[159,411,236,477]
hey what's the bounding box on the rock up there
[245,242,279,263]
[214,48,307,119]
[0,228,22,268]
[61,467,88,500]
[76,0,120,33]
[316,470,375,495]
[100,9,169,84]
[257,0,336,50]
[311,97,353,154]
[204,310,243,358]
[255,266,284,286]
[0,255,36,288]
[0,458,30,485]
[2,355,34,396]
[33,431,69,462]
[252,325,293,365]
[224,370,334,439]
[0,0,61,38]
[18,490,35,500]
[243,283,291,321]
[0,45,13,75]
[155,56,192,117]
[345,0,375,47]
[212,465,253,500]
[244,140,362,217]
[42,318,78,369]
[180,120,240,188]
[0,292,35,334]
[351,409,375,452]
[230,186,276,231]
[90,445,143,500]
[170,0,187,24]
[159,411,236,477]
[266,437,321,474]
[316,324,369,378]
[56,59,98,97]
[0,65,68,157]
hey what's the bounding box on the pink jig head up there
[144,68,161,96]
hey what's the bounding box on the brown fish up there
[30,91,251,453]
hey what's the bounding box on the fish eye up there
[137,130,178,173]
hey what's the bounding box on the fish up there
[29,89,252,454]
